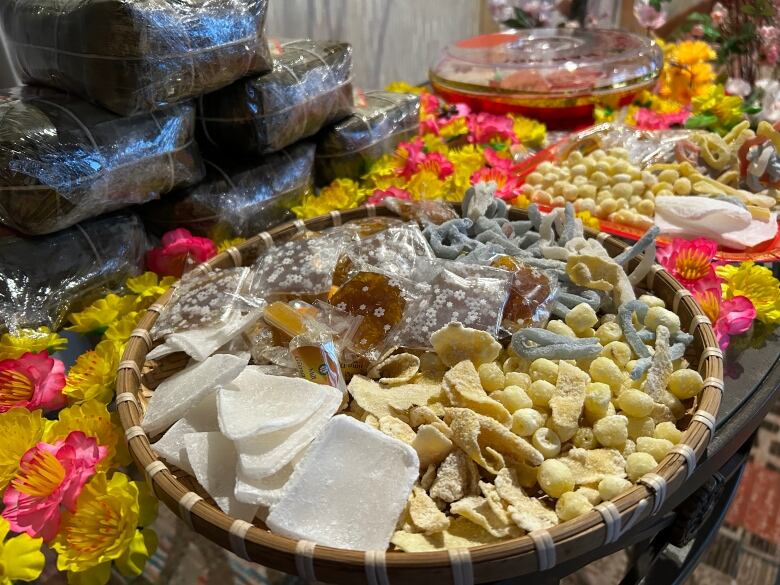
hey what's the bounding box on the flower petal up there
[1,532,44,582]
[66,562,112,585]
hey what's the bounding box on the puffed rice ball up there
[593,415,629,448]
[654,421,682,444]
[530,358,559,384]
[479,362,505,392]
[626,452,657,481]
[598,476,632,501]
[556,491,594,521]
[565,303,599,333]
[505,371,531,390]
[622,438,637,457]
[539,459,575,498]
[636,437,674,462]
[547,320,577,338]
[512,408,545,436]
[584,382,612,421]
[638,295,665,309]
[575,487,602,505]
[527,379,556,407]
[658,390,686,418]
[618,389,655,418]
[667,369,703,400]
[601,341,632,368]
[492,385,533,413]
[595,321,623,345]
[533,427,562,459]
[573,427,598,449]
[590,357,624,391]
[626,416,656,440]
[644,306,681,334]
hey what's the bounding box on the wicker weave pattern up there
[116,206,723,584]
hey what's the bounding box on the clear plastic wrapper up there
[1,0,272,116]
[198,39,353,155]
[150,267,255,340]
[0,86,204,236]
[314,90,420,186]
[0,212,146,331]
[489,255,559,332]
[383,197,460,225]
[141,142,315,239]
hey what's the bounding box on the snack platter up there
[117,193,723,583]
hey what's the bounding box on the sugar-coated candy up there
[556,491,593,521]
[617,389,655,418]
[598,476,633,501]
[626,452,657,482]
[593,415,629,449]
[667,369,704,400]
[538,459,575,498]
[266,416,419,551]
[636,437,674,462]
[654,422,683,444]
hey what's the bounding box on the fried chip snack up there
[446,408,544,472]
[549,361,589,442]
[431,322,502,367]
[379,416,416,444]
[493,468,558,533]
[420,464,438,491]
[347,376,443,420]
[409,486,451,535]
[559,447,627,485]
[642,326,673,400]
[412,424,454,470]
[450,495,521,538]
[429,450,480,503]
[391,517,500,552]
[443,361,512,426]
[368,353,421,386]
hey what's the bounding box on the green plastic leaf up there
[685,114,719,129]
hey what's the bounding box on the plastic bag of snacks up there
[141,142,315,239]
[0,0,272,115]
[0,212,146,330]
[314,90,420,186]
[0,87,204,236]
[197,39,353,155]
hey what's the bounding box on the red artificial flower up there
[366,186,412,205]
[694,287,756,349]
[470,167,522,200]
[466,112,516,144]
[633,107,691,130]
[656,237,722,292]
[0,351,66,413]
[145,228,217,278]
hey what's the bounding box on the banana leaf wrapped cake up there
[0,0,273,115]
[0,87,204,235]
[314,90,420,186]
[141,142,315,239]
[197,39,353,156]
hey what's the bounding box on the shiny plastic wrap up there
[314,90,420,186]
[0,0,272,116]
[141,142,315,239]
[0,87,204,236]
[0,213,146,331]
[197,39,353,155]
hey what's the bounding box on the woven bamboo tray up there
[116,204,724,584]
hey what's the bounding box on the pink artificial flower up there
[0,351,65,413]
[483,147,516,172]
[694,287,756,350]
[657,237,722,292]
[366,186,412,205]
[691,24,705,37]
[765,43,780,67]
[399,149,454,180]
[760,25,780,42]
[470,166,522,200]
[633,0,667,29]
[710,2,726,26]
[3,431,106,541]
[466,112,516,144]
[633,107,691,130]
[145,228,217,277]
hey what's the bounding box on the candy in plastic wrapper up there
[383,197,460,225]
[141,142,314,239]
[328,216,404,239]
[490,255,559,332]
[0,0,272,115]
[198,39,353,155]
[314,90,419,186]
[0,87,204,235]
[0,212,145,330]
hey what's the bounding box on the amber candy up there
[329,271,407,355]
[384,197,459,224]
[491,255,556,331]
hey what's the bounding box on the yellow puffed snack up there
[584,382,612,422]
[429,450,480,503]
[572,427,598,449]
[547,319,577,338]
[593,414,629,448]
[626,452,657,481]
[532,427,562,459]
[626,416,656,440]
[391,517,500,552]
[431,322,502,367]
[409,486,450,534]
[638,294,665,309]
[575,486,602,505]
[654,421,682,444]
[590,356,625,392]
[667,369,703,400]
[538,459,575,498]
[636,436,673,462]
[505,371,532,390]
[494,468,559,532]
[565,303,599,333]
[617,389,655,417]
[601,341,632,368]
[442,361,511,426]
[511,408,545,437]
[556,491,594,521]
[479,362,505,392]
[549,361,589,441]
[622,439,636,457]
[450,495,520,538]
[529,358,559,384]
[598,476,632,501]
[595,321,623,345]
[412,424,454,470]
[559,447,627,484]
[492,386,534,413]
[644,307,681,335]
[528,379,556,407]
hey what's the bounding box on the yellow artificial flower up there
[103,312,139,346]
[509,114,546,148]
[216,237,247,253]
[291,178,368,219]
[716,262,780,324]
[362,153,405,190]
[0,516,44,584]
[0,408,46,491]
[624,105,640,127]
[577,210,600,230]
[126,272,175,311]
[66,295,137,335]
[668,40,716,66]
[512,194,531,208]
[384,81,425,94]
[62,340,121,404]
[0,327,67,360]
[656,39,716,104]
[421,133,449,153]
[406,170,448,201]
[438,117,469,140]
[46,400,131,470]
[52,472,158,585]
[594,105,616,124]
[691,84,745,135]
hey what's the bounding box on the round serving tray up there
[116,204,723,584]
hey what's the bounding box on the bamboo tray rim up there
[116,203,724,583]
